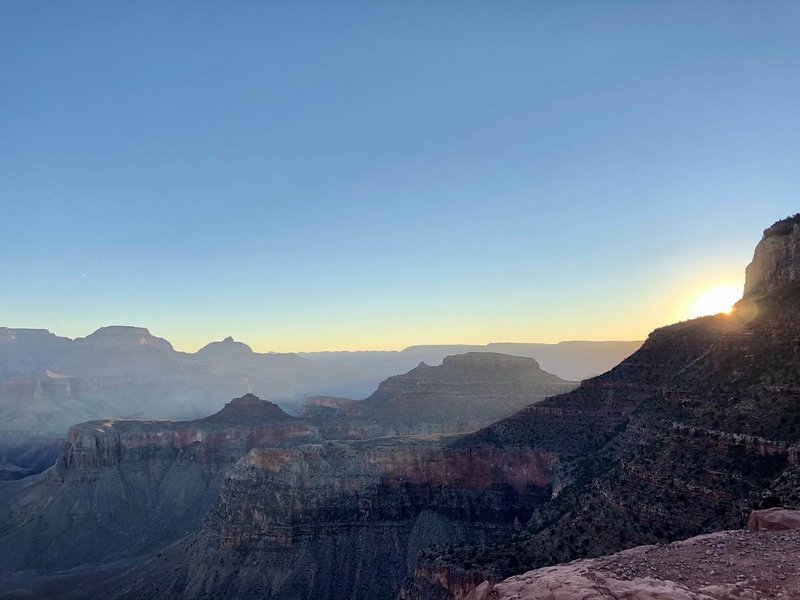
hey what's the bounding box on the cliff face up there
[744,214,800,297]
[340,352,576,434]
[111,438,559,599]
[0,395,318,573]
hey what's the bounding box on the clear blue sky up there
[2,1,799,351]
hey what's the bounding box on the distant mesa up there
[442,351,545,372]
[343,350,576,433]
[78,326,174,351]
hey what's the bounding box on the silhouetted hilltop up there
[201,393,295,424]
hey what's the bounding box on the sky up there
[2,1,799,352]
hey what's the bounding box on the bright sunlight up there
[687,284,742,319]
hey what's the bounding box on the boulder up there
[746,507,800,532]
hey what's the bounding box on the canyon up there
[0,351,571,592]
[94,214,800,599]
[0,326,636,479]
[2,215,799,599]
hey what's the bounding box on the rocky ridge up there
[468,509,800,600]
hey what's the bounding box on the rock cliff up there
[108,437,559,599]
[0,394,317,573]
[744,214,800,297]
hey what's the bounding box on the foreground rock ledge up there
[468,509,800,600]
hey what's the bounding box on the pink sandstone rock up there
[746,507,800,532]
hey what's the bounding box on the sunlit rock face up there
[744,214,800,297]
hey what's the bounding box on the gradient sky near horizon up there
[2,2,800,352]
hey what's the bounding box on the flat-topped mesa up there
[57,394,310,471]
[442,351,545,373]
[201,393,295,424]
[341,352,576,434]
[744,213,800,297]
[0,327,63,343]
[78,325,174,350]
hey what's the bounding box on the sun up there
[687,284,742,319]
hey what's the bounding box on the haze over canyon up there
[1,215,800,599]
[3,3,800,598]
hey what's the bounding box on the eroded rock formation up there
[744,214,800,297]
[108,437,558,599]
[0,394,318,573]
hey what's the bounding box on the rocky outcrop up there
[57,394,312,470]
[747,507,800,532]
[473,515,800,599]
[744,214,800,297]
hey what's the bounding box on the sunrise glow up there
[687,284,742,319]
